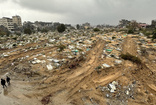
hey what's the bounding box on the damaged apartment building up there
[0,15,22,32]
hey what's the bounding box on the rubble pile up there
[98,81,137,105]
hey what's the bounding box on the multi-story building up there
[12,15,22,27]
[0,15,22,32]
[0,17,14,31]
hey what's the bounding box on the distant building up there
[0,15,22,32]
[65,24,73,29]
[96,24,105,29]
[23,21,37,31]
[0,17,14,31]
[35,21,53,28]
[96,24,112,29]
[82,22,91,29]
[151,20,156,28]
[12,16,22,27]
[138,23,148,29]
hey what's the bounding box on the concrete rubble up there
[98,81,137,105]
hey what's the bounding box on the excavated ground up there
[0,37,155,105]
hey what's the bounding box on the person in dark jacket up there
[1,79,7,88]
[6,76,11,85]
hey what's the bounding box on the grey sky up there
[0,0,156,25]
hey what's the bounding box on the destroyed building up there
[0,15,22,32]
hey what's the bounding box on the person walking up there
[6,76,11,85]
[1,79,7,88]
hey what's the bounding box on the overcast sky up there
[0,0,156,25]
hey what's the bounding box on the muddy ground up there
[0,36,156,105]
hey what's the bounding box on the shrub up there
[120,53,141,64]
[41,28,48,33]
[152,32,156,39]
[96,66,102,69]
[57,44,66,52]
[76,24,80,29]
[24,28,32,35]
[127,29,134,34]
[57,24,66,33]
[112,36,116,39]
[93,28,100,32]
[0,25,10,36]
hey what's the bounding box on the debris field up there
[0,31,156,105]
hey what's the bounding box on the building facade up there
[0,15,22,32]
[12,16,22,27]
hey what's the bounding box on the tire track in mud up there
[44,39,108,105]
[0,46,57,69]
[122,37,156,104]
[0,40,53,64]
[66,40,105,95]
[3,36,154,105]
[123,37,156,95]
[43,37,156,105]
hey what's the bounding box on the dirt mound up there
[13,63,31,73]
[12,63,40,80]
[122,37,137,56]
